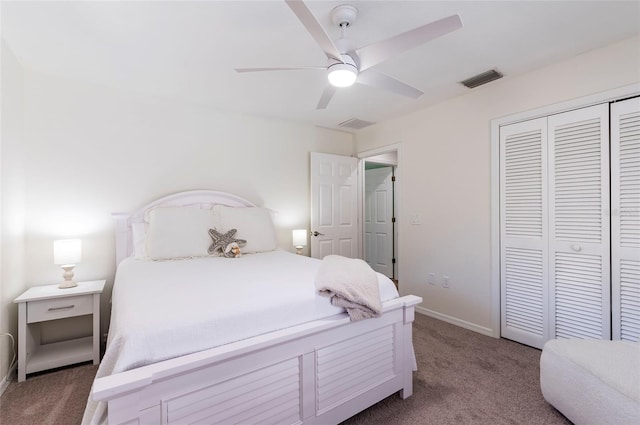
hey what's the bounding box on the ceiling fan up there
[236,1,463,109]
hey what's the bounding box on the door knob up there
[312,231,324,237]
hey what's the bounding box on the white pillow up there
[131,222,148,259]
[213,205,277,254]
[146,206,219,260]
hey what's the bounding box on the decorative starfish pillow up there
[208,229,247,258]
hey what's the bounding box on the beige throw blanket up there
[315,255,382,321]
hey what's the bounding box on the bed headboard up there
[112,190,256,266]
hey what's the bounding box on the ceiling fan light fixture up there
[328,63,358,87]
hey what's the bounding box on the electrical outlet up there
[428,272,436,285]
[410,214,421,225]
[443,276,450,288]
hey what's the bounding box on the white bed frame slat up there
[98,190,421,424]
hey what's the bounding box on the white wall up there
[356,35,640,334]
[1,40,26,386]
[17,71,354,340]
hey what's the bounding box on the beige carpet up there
[0,363,97,425]
[0,314,570,425]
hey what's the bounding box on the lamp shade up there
[292,229,307,248]
[54,239,82,266]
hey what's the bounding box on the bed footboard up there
[93,295,421,425]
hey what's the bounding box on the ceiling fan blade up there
[356,14,463,71]
[235,66,325,73]
[316,85,337,109]
[285,0,344,62]
[357,70,423,99]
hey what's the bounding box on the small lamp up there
[54,239,81,289]
[292,229,307,255]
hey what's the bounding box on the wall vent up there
[338,118,375,130]
[460,69,503,89]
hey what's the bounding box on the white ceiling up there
[2,1,639,131]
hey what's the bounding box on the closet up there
[499,97,640,349]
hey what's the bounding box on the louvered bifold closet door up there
[548,104,611,341]
[500,118,549,349]
[612,97,640,342]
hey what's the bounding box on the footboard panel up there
[94,296,421,425]
[167,357,301,424]
[316,325,395,413]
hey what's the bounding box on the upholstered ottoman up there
[540,339,640,424]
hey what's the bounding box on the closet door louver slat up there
[548,104,611,341]
[612,97,640,342]
[500,118,549,349]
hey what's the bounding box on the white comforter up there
[84,250,398,424]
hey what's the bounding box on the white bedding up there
[84,250,398,424]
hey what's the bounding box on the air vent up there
[338,118,375,130]
[460,69,503,89]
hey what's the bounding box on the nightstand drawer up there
[27,295,93,323]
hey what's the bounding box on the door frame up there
[358,143,402,285]
[490,83,640,338]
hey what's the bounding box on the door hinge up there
[392,258,396,264]
[392,217,396,223]
[391,176,396,182]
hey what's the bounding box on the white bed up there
[86,190,422,425]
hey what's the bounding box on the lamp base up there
[58,279,78,289]
[59,265,78,289]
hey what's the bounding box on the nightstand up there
[13,280,105,382]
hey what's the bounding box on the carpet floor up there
[0,362,97,425]
[0,314,570,425]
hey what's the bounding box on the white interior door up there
[310,152,358,259]
[364,166,394,278]
[548,104,610,341]
[611,97,640,342]
[500,117,550,349]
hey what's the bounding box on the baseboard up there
[0,364,16,397]
[415,306,496,338]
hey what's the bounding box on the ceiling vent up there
[338,118,375,130]
[460,69,503,89]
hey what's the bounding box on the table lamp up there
[54,239,81,288]
[292,229,307,255]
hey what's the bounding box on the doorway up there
[361,149,398,281]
